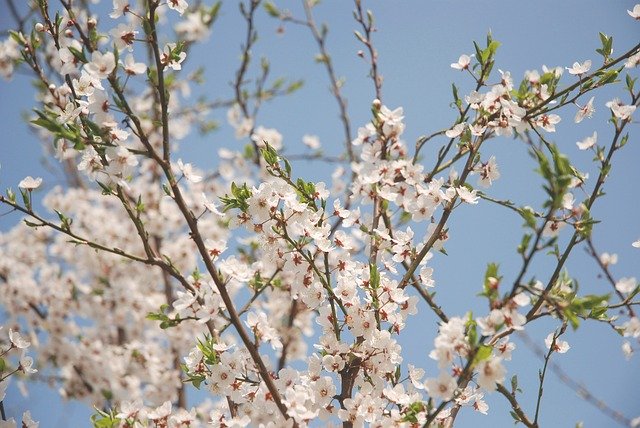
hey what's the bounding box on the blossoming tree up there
[0,0,639,427]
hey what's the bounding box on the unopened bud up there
[357,50,364,58]
[87,18,97,29]
[35,23,45,32]
[64,29,73,37]
[372,99,381,109]
[48,83,56,91]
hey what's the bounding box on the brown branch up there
[586,238,636,317]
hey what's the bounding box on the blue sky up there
[1,1,639,426]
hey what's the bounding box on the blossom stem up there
[526,91,639,321]
[586,239,636,317]
[146,0,171,163]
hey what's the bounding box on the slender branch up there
[401,136,483,288]
[300,0,354,165]
[518,330,631,427]
[586,238,635,317]
[147,0,171,163]
[353,0,382,102]
[526,91,639,321]
[533,324,566,425]
[496,384,537,428]
[234,0,262,164]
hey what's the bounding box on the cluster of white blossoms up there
[0,329,38,427]
[0,0,639,427]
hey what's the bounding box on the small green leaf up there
[369,263,380,290]
[263,1,280,17]
[472,344,493,366]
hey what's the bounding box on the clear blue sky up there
[1,1,639,426]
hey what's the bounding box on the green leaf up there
[369,263,380,290]
[451,83,462,109]
[263,1,281,17]
[626,75,636,92]
[31,116,62,133]
[517,233,532,254]
[90,408,120,428]
[519,207,537,230]
[619,133,629,148]
[286,79,304,94]
[472,344,493,366]
[9,30,25,46]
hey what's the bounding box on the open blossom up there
[148,401,172,421]
[77,146,103,179]
[606,98,636,120]
[477,156,500,187]
[378,104,405,137]
[116,400,144,420]
[476,357,506,391]
[445,122,466,138]
[566,60,591,75]
[84,51,116,79]
[574,96,595,123]
[599,252,617,266]
[227,105,254,139]
[175,12,212,42]
[622,342,634,360]
[457,186,479,204]
[176,159,202,183]
[21,411,38,428]
[19,352,37,374]
[535,113,561,132]
[545,333,570,353]
[576,131,597,150]
[251,126,283,150]
[72,70,103,96]
[18,176,42,191]
[9,329,31,348]
[167,0,188,15]
[616,277,637,294]
[58,40,85,75]
[200,192,224,215]
[302,134,321,149]
[623,317,640,338]
[628,4,640,19]
[542,219,566,237]
[425,373,458,400]
[626,52,640,68]
[543,64,564,78]
[56,101,87,124]
[161,43,187,71]
[496,338,515,361]
[451,54,472,70]
[122,54,147,75]
[633,239,640,248]
[110,0,131,18]
[110,23,138,52]
[0,36,20,79]
[205,238,227,260]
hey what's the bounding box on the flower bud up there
[35,23,45,32]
